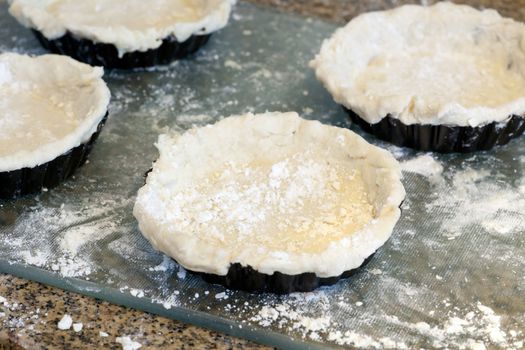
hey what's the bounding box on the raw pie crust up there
[9,0,236,56]
[0,53,110,173]
[134,112,405,279]
[310,2,525,128]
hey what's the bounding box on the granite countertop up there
[245,0,525,23]
[0,275,266,350]
[1,1,525,349]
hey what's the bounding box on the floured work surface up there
[0,3,524,349]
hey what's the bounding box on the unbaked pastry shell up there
[0,53,110,173]
[133,112,405,278]
[9,0,236,55]
[311,2,525,128]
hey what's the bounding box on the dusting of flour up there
[244,291,523,349]
[143,150,374,254]
[1,196,134,279]
[430,168,525,239]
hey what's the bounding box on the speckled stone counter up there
[0,275,268,350]
[1,0,525,349]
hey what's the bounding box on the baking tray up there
[1,2,524,349]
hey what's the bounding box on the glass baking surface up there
[1,3,524,349]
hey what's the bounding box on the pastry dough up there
[0,53,110,172]
[311,2,525,127]
[9,0,235,56]
[134,112,405,277]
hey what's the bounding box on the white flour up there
[224,59,243,70]
[401,154,444,179]
[248,292,408,348]
[51,256,92,278]
[148,255,176,272]
[385,302,523,349]
[57,314,72,330]
[175,114,216,127]
[60,219,117,256]
[1,196,134,279]
[0,61,11,85]
[247,291,522,349]
[116,336,142,350]
[398,153,525,239]
[0,293,47,331]
[431,168,525,239]
[73,322,83,332]
[143,150,373,257]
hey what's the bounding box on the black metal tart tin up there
[191,254,375,294]
[345,108,525,153]
[0,113,108,199]
[32,30,211,69]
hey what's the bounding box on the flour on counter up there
[0,293,48,330]
[248,293,408,349]
[246,290,523,349]
[224,59,243,70]
[215,292,228,300]
[148,255,176,272]
[176,265,187,280]
[176,114,216,127]
[328,331,405,349]
[57,314,73,330]
[240,221,525,348]
[401,154,443,179]
[429,168,525,239]
[19,250,47,267]
[152,290,181,310]
[2,196,134,280]
[60,219,117,256]
[130,289,144,298]
[385,302,522,349]
[116,336,142,350]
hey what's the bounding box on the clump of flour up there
[116,336,142,350]
[401,154,444,183]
